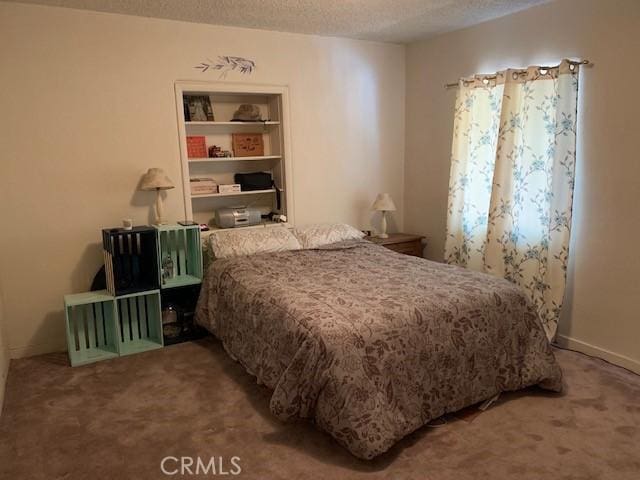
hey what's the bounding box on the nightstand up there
[365,233,425,257]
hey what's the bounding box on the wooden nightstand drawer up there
[385,240,422,257]
[365,233,425,258]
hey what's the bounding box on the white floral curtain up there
[444,59,580,340]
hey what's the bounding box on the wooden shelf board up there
[115,289,161,300]
[154,224,200,232]
[188,155,281,163]
[70,348,119,367]
[118,338,163,356]
[65,290,114,306]
[191,189,276,199]
[161,275,202,289]
[185,121,280,126]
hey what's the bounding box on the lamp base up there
[154,189,168,225]
[377,210,389,239]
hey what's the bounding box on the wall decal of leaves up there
[195,56,256,79]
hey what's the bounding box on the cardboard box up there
[218,184,242,194]
[190,178,218,195]
[232,133,264,157]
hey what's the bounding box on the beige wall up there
[405,0,640,371]
[0,2,405,358]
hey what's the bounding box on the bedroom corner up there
[0,0,639,478]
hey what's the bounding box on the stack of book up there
[189,177,217,195]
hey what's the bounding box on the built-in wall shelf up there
[185,121,280,126]
[175,81,294,229]
[188,155,281,163]
[191,188,277,199]
[185,121,280,134]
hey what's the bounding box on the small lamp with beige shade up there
[139,168,175,225]
[372,193,396,239]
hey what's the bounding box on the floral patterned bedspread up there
[196,240,562,459]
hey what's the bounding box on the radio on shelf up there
[215,207,262,228]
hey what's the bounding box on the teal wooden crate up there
[115,290,163,356]
[155,225,203,289]
[64,291,119,366]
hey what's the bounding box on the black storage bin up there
[102,226,159,296]
[234,172,274,191]
[160,284,208,345]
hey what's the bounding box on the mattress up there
[196,239,562,459]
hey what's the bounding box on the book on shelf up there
[189,178,218,195]
[184,95,214,121]
[187,136,207,158]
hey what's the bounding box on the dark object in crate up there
[90,265,107,291]
[160,284,208,346]
[102,226,159,296]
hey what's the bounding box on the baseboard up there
[9,341,65,360]
[0,366,6,417]
[0,351,8,417]
[555,334,640,374]
[0,373,5,417]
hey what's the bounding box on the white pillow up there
[293,223,365,249]
[208,227,301,259]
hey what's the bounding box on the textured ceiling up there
[11,0,551,43]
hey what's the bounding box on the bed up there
[196,235,562,459]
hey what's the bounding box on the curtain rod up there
[444,59,592,89]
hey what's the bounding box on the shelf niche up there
[175,82,293,229]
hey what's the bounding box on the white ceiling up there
[12,0,551,43]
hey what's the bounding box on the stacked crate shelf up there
[115,290,163,356]
[159,284,202,346]
[64,291,119,367]
[63,223,204,366]
[64,290,163,366]
[156,224,205,346]
[156,224,202,289]
[102,226,159,295]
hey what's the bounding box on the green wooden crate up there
[64,291,119,366]
[115,290,163,356]
[155,224,202,289]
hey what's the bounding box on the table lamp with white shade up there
[139,168,175,225]
[372,193,396,239]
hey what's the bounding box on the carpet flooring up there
[0,338,638,479]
